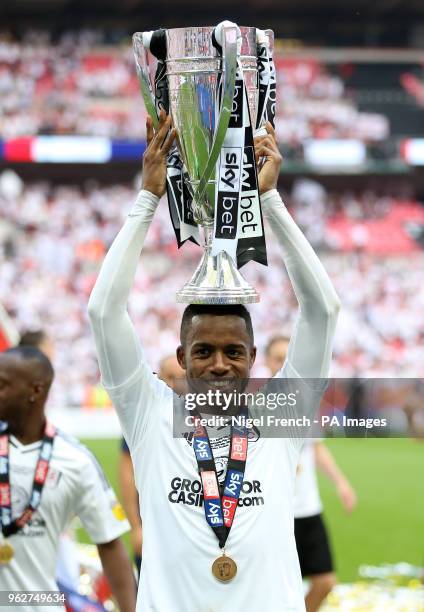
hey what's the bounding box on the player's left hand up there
[254,122,283,195]
[337,480,357,513]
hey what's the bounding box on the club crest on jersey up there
[204,500,224,526]
[223,469,244,498]
[201,471,219,499]
[193,437,212,461]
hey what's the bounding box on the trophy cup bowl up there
[133,25,267,304]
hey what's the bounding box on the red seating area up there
[327,202,424,253]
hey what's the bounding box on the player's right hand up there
[142,109,176,198]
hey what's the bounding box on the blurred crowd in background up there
[0,172,422,408]
[0,30,141,139]
[0,30,398,143]
[276,59,389,145]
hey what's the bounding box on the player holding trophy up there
[89,21,340,612]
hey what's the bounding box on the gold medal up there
[0,542,14,565]
[212,553,237,582]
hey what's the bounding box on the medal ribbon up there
[0,421,56,537]
[192,407,248,549]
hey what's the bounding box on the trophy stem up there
[176,226,259,305]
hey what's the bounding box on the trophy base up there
[176,247,259,305]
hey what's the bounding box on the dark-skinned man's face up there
[0,355,35,422]
[177,314,256,394]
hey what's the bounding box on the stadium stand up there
[0,31,143,139]
[4,30,421,145]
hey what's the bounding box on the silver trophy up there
[133,24,273,304]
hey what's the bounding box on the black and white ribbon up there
[256,29,276,131]
[212,26,272,268]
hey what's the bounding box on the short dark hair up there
[180,304,254,346]
[18,330,47,348]
[5,346,54,386]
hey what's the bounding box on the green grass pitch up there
[79,437,424,583]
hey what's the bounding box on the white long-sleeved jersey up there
[88,189,340,612]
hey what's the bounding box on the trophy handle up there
[192,25,238,207]
[132,32,159,129]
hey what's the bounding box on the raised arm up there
[256,126,340,379]
[87,111,176,388]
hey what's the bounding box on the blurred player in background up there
[265,335,357,612]
[18,329,82,594]
[119,353,185,575]
[0,345,137,612]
